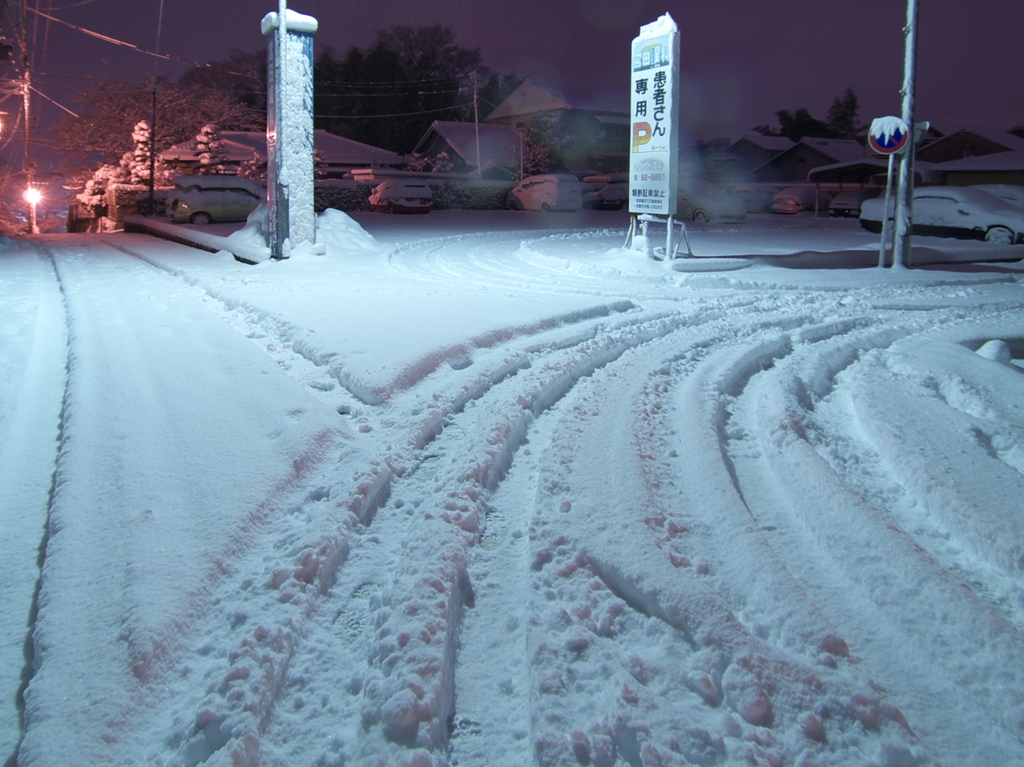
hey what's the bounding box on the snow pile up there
[315,207,382,256]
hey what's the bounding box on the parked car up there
[368,179,433,213]
[721,183,777,214]
[772,187,833,214]
[166,176,264,225]
[859,185,1024,244]
[970,184,1024,209]
[583,182,627,210]
[677,177,746,223]
[829,190,878,218]
[508,174,582,212]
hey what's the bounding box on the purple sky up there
[13,0,1024,154]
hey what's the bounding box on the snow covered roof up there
[807,157,939,185]
[486,78,628,122]
[159,130,403,168]
[727,133,796,154]
[934,150,1024,172]
[793,137,866,163]
[415,121,521,169]
[917,127,1024,163]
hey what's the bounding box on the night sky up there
[9,0,1024,162]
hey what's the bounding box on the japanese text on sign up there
[629,16,679,216]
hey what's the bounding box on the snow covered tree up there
[518,114,571,176]
[238,150,266,180]
[46,76,262,184]
[195,124,226,174]
[127,120,153,185]
[405,151,455,174]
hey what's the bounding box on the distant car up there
[166,175,264,225]
[859,185,1024,244]
[368,179,433,214]
[583,182,627,210]
[970,184,1024,209]
[772,187,833,214]
[829,190,877,218]
[677,177,746,223]
[508,174,582,212]
[721,184,777,214]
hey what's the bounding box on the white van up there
[507,174,583,212]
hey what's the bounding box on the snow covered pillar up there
[262,5,318,259]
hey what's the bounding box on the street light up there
[24,186,41,234]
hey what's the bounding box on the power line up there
[24,5,249,76]
[29,82,76,116]
[27,6,173,62]
[315,103,472,120]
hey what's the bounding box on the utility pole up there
[148,0,164,215]
[892,0,919,268]
[10,0,37,232]
[472,71,481,178]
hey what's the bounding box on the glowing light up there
[24,187,42,205]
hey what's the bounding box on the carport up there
[807,158,938,189]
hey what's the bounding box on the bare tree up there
[46,77,262,184]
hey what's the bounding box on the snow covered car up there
[507,174,582,212]
[582,182,627,210]
[859,185,1024,244]
[720,183,777,214]
[368,179,433,214]
[970,184,1024,209]
[772,187,833,214]
[829,190,877,218]
[166,176,264,225]
[677,177,746,223]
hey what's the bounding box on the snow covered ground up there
[2,209,1024,767]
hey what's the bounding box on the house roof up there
[793,137,865,163]
[755,137,864,169]
[916,127,1024,163]
[727,133,795,155]
[414,121,521,170]
[159,130,403,167]
[934,150,1024,172]
[807,158,939,185]
[486,78,628,122]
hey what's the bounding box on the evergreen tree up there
[128,120,153,185]
[196,124,226,174]
[753,89,861,141]
[314,26,519,155]
[826,88,860,139]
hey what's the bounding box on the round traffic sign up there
[868,116,910,155]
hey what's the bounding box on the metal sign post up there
[868,116,909,268]
[892,0,919,269]
[627,14,682,260]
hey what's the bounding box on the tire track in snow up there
[720,307,1024,764]
[79,234,672,765]
[263,307,707,765]
[0,243,69,767]
[519,308,929,767]
[18,240,346,766]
